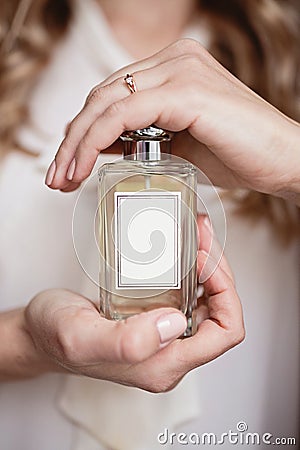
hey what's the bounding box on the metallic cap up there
[121,126,173,161]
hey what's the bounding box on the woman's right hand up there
[23,220,244,392]
[1,217,244,391]
[46,39,300,204]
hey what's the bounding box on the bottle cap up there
[121,126,172,161]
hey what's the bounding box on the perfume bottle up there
[98,126,198,336]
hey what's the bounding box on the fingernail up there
[67,158,76,181]
[204,216,213,232]
[198,250,212,284]
[197,284,204,297]
[45,160,56,185]
[156,313,187,344]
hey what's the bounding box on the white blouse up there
[0,1,298,449]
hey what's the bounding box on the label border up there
[114,191,181,290]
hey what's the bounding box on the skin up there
[46,39,300,205]
[0,0,246,388]
[0,217,245,389]
[98,0,199,59]
[2,0,299,387]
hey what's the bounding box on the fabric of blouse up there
[0,1,298,450]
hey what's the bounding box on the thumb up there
[108,308,187,364]
[58,306,187,366]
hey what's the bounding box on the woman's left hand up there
[46,38,300,200]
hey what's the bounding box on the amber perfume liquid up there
[98,157,198,336]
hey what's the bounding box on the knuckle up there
[173,38,202,56]
[107,99,125,117]
[145,377,180,394]
[137,362,184,393]
[231,324,246,346]
[177,54,202,73]
[86,84,102,103]
[237,326,246,344]
[146,384,169,394]
[111,75,125,90]
[116,325,147,364]
[87,81,116,105]
[56,324,80,365]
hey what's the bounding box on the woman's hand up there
[46,39,300,203]
[1,217,244,391]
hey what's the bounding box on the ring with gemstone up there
[124,73,137,94]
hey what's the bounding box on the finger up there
[197,214,213,251]
[115,248,243,390]
[198,249,235,284]
[70,85,197,184]
[60,181,81,193]
[48,67,170,190]
[197,214,234,282]
[63,309,187,366]
[195,296,210,325]
[47,39,205,190]
[42,290,187,366]
[176,251,245,370]
[46,77,132,189]
[95,38,204,88]
[70,42,198,154]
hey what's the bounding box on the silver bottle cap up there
[121,126,172,161]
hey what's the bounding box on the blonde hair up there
[0,0,71,155]
[0,0,299,241]
[201,0,300,242]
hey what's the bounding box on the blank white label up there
[114,191,181,289]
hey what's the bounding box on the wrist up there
[0,308,63,381]
[271,117,300,206]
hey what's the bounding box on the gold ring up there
[124,73,137,94]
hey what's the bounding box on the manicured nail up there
[67,158,76,181]
[156,313,187,344]
[198,250,211,284]
[45,160,56,185]
[197,284,204,297]
[203,216,213,232]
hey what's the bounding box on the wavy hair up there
[201,0,300,242]
[0,0,71,155]
[0,0,299,241]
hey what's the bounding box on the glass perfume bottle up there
[98,127,198,336]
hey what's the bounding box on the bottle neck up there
[123,140,171,161]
